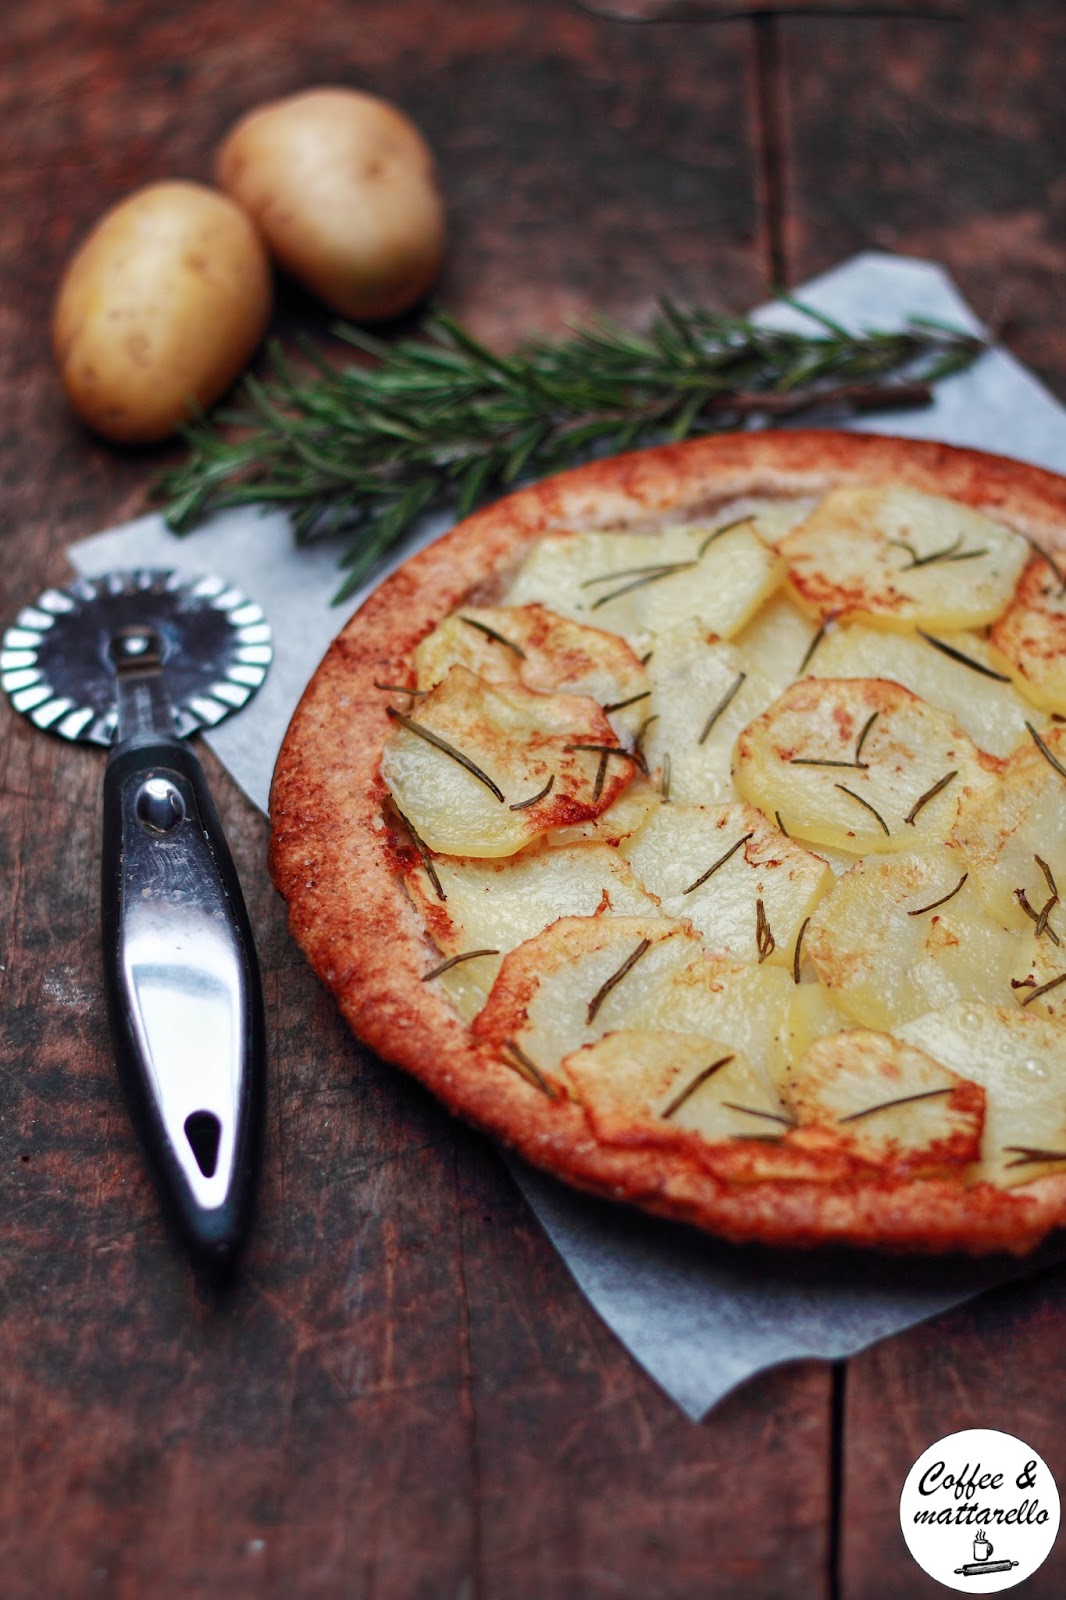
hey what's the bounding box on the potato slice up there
[786,1031,983,1174]
[641,625,778,806]
[811,622,1044,759]
[560,1030,789,1145]
[785,983,854,1064]
[414,603,649,734]
[404,838,661,1016]
[473,914,794,1083]
[546,776,661,848]
[503,521,782,646]
[380,665,634,857]
[779,486,1028,631]
[952,724,1066,932]
[896,1002,1066,1187]
[734,677,995,855]
[990,552,1066,713]
[734,592,822,700]
[804,849,1022,1029]
[619,801,833,969]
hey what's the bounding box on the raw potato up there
[217,87,445,321]
[734,676,995,855]
[380,666,633,858]
[52,181,272,444]
[779,486,1028,631]
[786,1031,983,1174]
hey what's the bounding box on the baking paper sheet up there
[70,253,1066,1418]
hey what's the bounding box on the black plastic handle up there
[101,732,265,1270]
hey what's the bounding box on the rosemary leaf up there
[908,872,968,917]
[1020,970,1066,1007]
[1016,887,1062,947]
[157,306,984,597]
[793,916,810,985]
[838,1087,953,1124]
[756,898,776,963]
[509,774,554,812]
[797,623,827,676]
[1003,1145,1066,1169]
[720,1103,797,1128]
[394,806,445,901]
[603,689,653,715]
[682,831,754,895]
[698,671,746,745]
[903,769,957,826]
[587,938,652,1024]
[1027,722,1066,783]
[459,615,526,658]
[502,1038,557,1098]
[661,1055,735,1120]
[834,782,890,836]
[697,516,751,557]
[1037,855,1059,898]
[422,948,500,981]
[386,707,505,802]
[916,630,1012,682]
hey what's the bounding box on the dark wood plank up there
[778,0,1066,395]
[778,7,1066,1594]
[0,3,835,1596]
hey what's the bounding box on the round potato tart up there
[270,431,1066,1254]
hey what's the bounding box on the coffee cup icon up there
[973,1531,994,1563]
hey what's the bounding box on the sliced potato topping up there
[952,723,1066,932]
[414,603,649,732]
[990,552,1066,713]
[380,665,634,858]
[473,914,794,1083]
[734,677,995,855]
[786,983,854,1065]
[503,520,783,646]
[786,1031,983,1174]
[804,848,1021,1029]
[404,838,661,1016]
[641,625,778,805]
[896,1002,1066,1186]
[779,486,1028,632]
[734,592,821,700]
[619,801,833,969]
[812,622,1045,759]
[560,1029,789,1145]
[546,776,661,848]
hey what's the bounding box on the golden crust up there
[269,430,1066,1255]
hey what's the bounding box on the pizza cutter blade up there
[2,569,272,1270]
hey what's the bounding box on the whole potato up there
[52,181,272,444]
[216,87,445,322]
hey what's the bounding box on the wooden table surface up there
[4,2,1066,1595]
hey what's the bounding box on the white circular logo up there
[900,1429,1059,1591]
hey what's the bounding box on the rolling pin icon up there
[953,1532,1020,1574]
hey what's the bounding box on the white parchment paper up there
[70,253,1066,1418]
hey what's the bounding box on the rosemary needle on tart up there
[269,431,1066,1254]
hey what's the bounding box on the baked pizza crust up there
[269,430,1066,1254]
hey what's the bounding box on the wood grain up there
[777,7,1066,1595]
[0,3,837,1596]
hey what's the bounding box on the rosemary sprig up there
[157,304,984,601]
[887,533,988,568]
[721,1103,797,1128]
[374,680,426,696]
[386,706,504,801]
[793,916,811,984]
[393,806,445,901]
[661,751,672,801]
[697,516,751,557]
[1015,887,1062,947]
[661,1055,735,1120]
[775,810,791,838]
[797,623,827,676]
[603,689,652,715]
[1020,970,1066,1007]
[790,710,877,770]
[588,562,695,611]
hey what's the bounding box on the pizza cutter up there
[1,569,272,1270]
